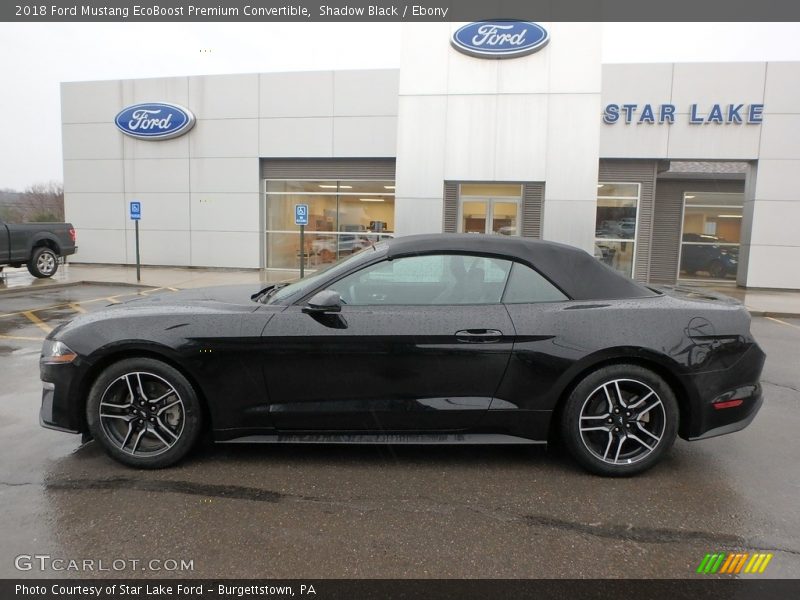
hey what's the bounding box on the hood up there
[50,284,270,341]
[118,284,262,308]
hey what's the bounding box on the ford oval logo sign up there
[114,102,196,141]
[451,21,549,59]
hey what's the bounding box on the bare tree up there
[0,205,23,222]
[21,181,64,222]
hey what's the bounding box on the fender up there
[546,345,698,436]
[27,232,62,257]
[74,340,212,432]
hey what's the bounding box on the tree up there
[21,181,64,222]
[0,205,23,222]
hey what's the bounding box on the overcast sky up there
[1,22,800,190]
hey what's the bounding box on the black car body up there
[40,234,765,475]
[1,220,77,278]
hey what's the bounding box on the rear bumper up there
[687,384,763,441]
[682,342,766,440]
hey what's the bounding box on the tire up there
[86,357,203,468]
[27,247,59,278]
[560,364,679,477]
[708,260,726,279]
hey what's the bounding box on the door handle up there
[455,329,503,343]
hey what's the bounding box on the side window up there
[502,262,568,303]
[329,254,513,306]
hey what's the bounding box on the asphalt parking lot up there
[0,284,798,579]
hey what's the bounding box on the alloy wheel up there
[578,378,666,466]
[98,371,185,457]
[37,251,56,275]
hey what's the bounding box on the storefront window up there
[679,192,743,281]
[458,183,521,236]
[264,180,395,269]
[595,183,640,277]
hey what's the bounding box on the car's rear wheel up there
[27,247,59,278]
[86,357,203,468]
[561,364,678,476]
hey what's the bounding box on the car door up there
[261,253,515,432]
[493,261,571,417]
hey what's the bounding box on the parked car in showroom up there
[0,220,77,278]
[39,234,764,476]
[310,233,374,261]
[680,233,739,279]
[311,232,393,263]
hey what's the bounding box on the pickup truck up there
[0,221,77,278]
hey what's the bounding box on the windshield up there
[265,242,388,305]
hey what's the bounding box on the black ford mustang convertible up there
[40,234,765,476]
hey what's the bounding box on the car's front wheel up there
[86,357,203,468]
[561,364,678,476]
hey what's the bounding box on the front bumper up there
[39,361,86,434]
[40,382,80,433]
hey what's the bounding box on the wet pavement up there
[0,285,798,579]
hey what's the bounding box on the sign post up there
[129,201,141,282]
[295,204,309,278]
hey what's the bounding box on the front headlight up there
[41,340,78,364]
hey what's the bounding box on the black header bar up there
[4,579,800,600]
[4,0,800,22]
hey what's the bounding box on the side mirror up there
[302,290,342,314]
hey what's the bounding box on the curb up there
[0,281,84,296]
[0,280,158,297]
[79,280,160,289]
[751,311,800,319]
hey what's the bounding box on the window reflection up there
[679,192,743,281]
[264,180,395,269]
[594,183,640,277]
[329,254,513,305]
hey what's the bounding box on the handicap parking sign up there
[295,204,309,226]
[129,201,141,220]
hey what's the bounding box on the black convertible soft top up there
[385,233,655,301]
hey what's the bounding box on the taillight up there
[713,399,744,410]
[69,228,76,242]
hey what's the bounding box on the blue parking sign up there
[129,201,141,221]
[295,204,309,226]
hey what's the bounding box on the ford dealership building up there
[60,23,800,289]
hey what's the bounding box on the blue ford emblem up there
[114,102,196,140]
[451,21,549,59]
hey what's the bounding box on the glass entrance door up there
[458,184,521,236]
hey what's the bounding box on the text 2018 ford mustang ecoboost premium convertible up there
[39,234,765,476]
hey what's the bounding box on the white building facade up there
[61,23,800,289]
